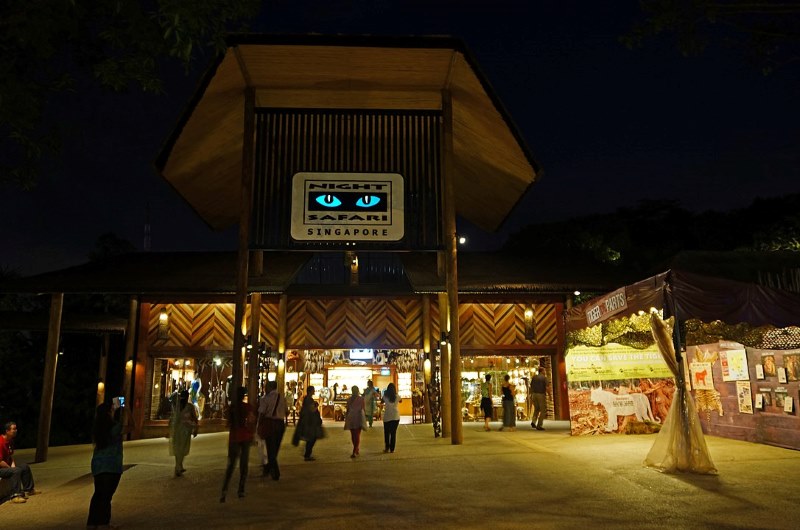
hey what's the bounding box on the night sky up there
[2,1,799,275]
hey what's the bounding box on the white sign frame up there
[290,172,404,242]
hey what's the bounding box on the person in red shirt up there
[0,422,40,504]
[220,386,255,503]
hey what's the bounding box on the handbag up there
[257,396,282,438]
[360,409,369,431]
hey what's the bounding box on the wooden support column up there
[36,292,63,462]
[121,296,138,410]
[441,89,462,444]
[232,86,257,422]
[437,292,451,437]
[248,251,263,402]
[132,300,148,439]
[422,294,432,423]
[96,333,110,406]
[277,294,288,393]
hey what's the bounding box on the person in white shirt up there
[381,383,402,453]
[257,381,288,480]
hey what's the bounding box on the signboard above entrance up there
[585,287,627,326]
[291,172,405,242]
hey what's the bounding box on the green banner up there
[566,344,672,382]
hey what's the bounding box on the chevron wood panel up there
[494,304,525,344]
[284,298,422,348]
[287,299,329,347]
[457,303,557,347]
[402,299,422,345]
[213,304,236,347]
[147,300,558,350]
[534,304,558,345]
[147,303,191,347]
[191,303,216,347]
[259,302,280,348]
[459,303,497,345]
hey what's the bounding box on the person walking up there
[381,383,401,453]
[500,374,517,431]
[363,380,379,428]
[292,386,322,461]
[0,421,40,504]
[344,385,365,458]
[480,374,494,431]
[531,366,547,431]
[257,380,288,480]
[86,399,126,529]
[220,386,255,502]
[169,389,199,477]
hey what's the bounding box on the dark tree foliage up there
[624,0,800,75]
[503,194,800,276]
[0,0,262,189]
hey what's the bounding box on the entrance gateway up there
[142,35,560,443]
[17,35,603,460]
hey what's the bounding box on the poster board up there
[566,344,674,435]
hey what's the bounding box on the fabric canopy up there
[566,269,800,333]
[643,314,717,474]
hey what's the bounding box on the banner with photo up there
[566,344,675,435]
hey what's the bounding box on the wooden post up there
[96,333,110,406]
[437,292,451,438]
[441,89,462,444]
[422,294,432,423]
[248,251,263,403]
[277,294,288,393]
[232,86,256,422]
[122,296,138,407]
[36,292,63,462]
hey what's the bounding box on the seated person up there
[0,421,40,504]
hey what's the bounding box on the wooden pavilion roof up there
[156,34,541,233]
[0,252,605,297]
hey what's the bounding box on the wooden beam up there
[231,86,256,422]
[122,296,138,412]
[96,333,110,406]
[35,292,63,462]
[256,88,442,110]
[442,89,463,445]
[277,294,288,392]
[248,251,263,402]
[437,292,450,438]
[422,294,432,424]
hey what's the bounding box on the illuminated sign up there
[585,287,627,326]
[291,172,404,242]
[349,349,374,361]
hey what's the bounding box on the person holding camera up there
[86,397,128,529]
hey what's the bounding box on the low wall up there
[689,343,800,451]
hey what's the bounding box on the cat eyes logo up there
[291,172,404,242]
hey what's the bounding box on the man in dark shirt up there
[530,367,548,431]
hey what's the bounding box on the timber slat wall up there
[146,301,558,350]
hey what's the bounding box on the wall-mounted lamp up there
[524,305,536,342]
[157,307,170,340]
[574,291,581,296]
[439,331,450,346]
[458,235,467,245]
[423,358,432,383]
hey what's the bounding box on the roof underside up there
[157,35,540,233]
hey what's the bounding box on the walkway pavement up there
[5,419,800,529]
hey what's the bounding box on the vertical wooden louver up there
[251,109,443,251]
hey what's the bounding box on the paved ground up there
[4,419,800,529]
